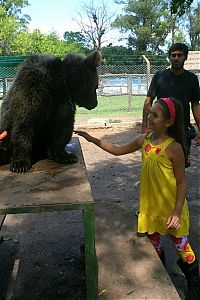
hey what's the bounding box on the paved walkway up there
[79,124,199,299]
[95,202,180,299]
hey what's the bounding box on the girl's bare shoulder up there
[168,140,183,151]
[166,140,184,160]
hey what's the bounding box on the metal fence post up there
[142,55,151,91]
[128,75,132,112]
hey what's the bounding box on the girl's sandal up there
[135,210,140,217]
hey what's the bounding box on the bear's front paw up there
[65,152,78,164]
[54,152,78,164]
[10,159,32,173]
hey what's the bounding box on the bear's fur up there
[0,50,101,172]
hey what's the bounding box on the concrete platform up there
[95,202,180,299]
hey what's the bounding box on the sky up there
[22,0,124,46]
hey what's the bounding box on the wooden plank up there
[84,206,98,299]
[0,137,97,299]
[0,137,94,214]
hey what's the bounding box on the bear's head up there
[63,50,101,110]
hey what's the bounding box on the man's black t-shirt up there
[147,69,200,128]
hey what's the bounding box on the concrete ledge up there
[0,215,6,243]
[95,202,180,299]
[0,215,6,229]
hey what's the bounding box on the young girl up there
[75,97,200,300]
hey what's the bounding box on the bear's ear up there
[85,50,101,69]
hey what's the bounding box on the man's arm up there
[141,96,154,133]
[191,103,200,139]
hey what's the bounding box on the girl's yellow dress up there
[138,133,189,237]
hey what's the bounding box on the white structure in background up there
[184,51,200,70]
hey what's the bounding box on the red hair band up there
[161,98,176,124]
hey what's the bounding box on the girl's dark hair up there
[156,97,187,158]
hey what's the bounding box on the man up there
[141,43,200,167]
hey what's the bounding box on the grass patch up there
[76,95,145,120]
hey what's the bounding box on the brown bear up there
[0,50,101,172]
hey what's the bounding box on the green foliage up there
[102,45,141,64]
[0,5,21,55]
[63,31,90,54]
[0,0,29,14]
[0,0,197,62]
[0,0,30,27]
[11,29,88,57]
[113,0,172,52]
[0,3,90,57]
[186,3,200,50]
[115,0,195,16]
[63,31,89,49]
[113,0,199,52]
[170,0,194,16]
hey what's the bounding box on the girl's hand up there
[167,214,181,229]
[74,130,93,142]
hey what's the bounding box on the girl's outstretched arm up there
[74,130,145,156]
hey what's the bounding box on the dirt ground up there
[0,124,199,300]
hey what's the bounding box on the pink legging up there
[147,232,195,264]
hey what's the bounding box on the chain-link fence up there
[77,63,200,125]
[0,69,18,99]
[0,56,28,99]
[0,56,200,125]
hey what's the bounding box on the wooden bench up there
[0,137,97,300]
[95,202,180,299]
